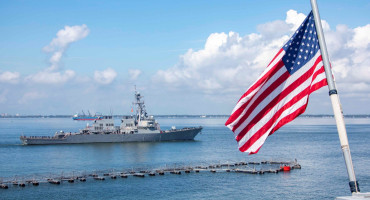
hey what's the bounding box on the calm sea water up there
[0,117,369,199]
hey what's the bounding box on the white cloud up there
[257,20,290,38]
[26,24,89,84]
[25,70,76,84]
[94,68,117,85]
[153,10,370,99]
[153,22,288,93]
[128,69,142,80]
[347,24,370,49]
[43,24,90,52]
[285,10,307,31]
[285,9,330,32]
[43,24,89,71]
[0,71,20,84]
[324,24,370,94]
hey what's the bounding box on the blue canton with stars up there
[282,11,320,75]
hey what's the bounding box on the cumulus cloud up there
[25,70,76,84]
[0,71,20,84]
[285,10,307,31]
[324,24,370,94]
[94,68,117,85]
[153,30,285,93]
[26,24,89,84]
[285,9,330,32]
[346,24,370,49]
[128,69,142,80]
[153,10,370,97]
[43,24,89,71]
[257,20,290,39]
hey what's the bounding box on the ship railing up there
[163,126,202,132]
[22,136,53,139]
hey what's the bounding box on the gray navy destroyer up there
[20,91,202,145]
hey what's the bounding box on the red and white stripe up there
[225,48,327,154]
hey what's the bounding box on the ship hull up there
[20,127,202,145]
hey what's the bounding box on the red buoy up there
[283,166,291,171]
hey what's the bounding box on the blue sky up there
[0,0,370,115]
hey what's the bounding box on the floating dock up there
[0,160,300,189]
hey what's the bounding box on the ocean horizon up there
[2,114,370,118]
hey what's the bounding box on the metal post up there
[310,0,359,194]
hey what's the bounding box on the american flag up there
[225,11,328,154]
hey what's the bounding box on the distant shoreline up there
[1,114,370,119]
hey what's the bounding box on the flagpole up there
[310,0,359,194]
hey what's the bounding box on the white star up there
[304,56,307,60]
[302,42,305,46]
[295,48,298,51]
[311,51,313,54]
[288,53,291,56]
[290,67,294,70]
[305,50,309,53]
[287,59,290,62]
[308,37,311,40]
[293,54,296,58]
[299,55,302,59]
[311,24,314,27]
[300,49,303,52]
[303,36,306,39]
[297,61,301,65]
[310,30,312,34]
[307,44,310,47]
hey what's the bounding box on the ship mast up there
[133,88,148,124]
